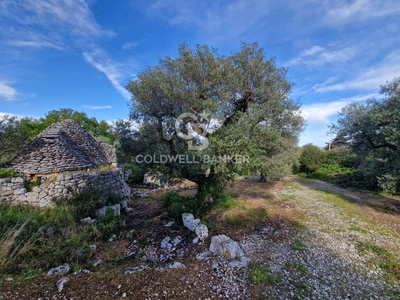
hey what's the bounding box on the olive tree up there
[126,42,305,200]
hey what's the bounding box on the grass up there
[0,168,19,178]
[249,262,283,284]
[356,240,400,284]
[292,239,307,252]
[0,186,125,276]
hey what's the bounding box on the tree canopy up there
[126,42,305,199]
[330,77,400,193]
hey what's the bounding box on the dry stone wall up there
[4,119,117,175]
[0,168,130,207]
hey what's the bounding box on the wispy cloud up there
[287,45,356,67]
[83,51,132,100]
[122,39,146,51]
[325,0,400,25]
[83,105,112,110]
[301,92,379,126]
[0,81,18,101]
[313,50,400,92]
[147,0,274,39]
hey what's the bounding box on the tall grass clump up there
[0,186,125,276]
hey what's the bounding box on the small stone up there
[93,258,102,267]
[193,237,199,244]
[195,224,208,241]
[56,277,69,292]
[167,261,185,269]
[47,263,70,276]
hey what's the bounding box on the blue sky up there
[1,0,399,146]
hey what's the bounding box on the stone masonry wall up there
[0,168,130,207]
[4,119,117,175]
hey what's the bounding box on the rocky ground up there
[0,176,399,299]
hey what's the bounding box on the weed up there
[0,168,19,178]
[292,239,307,251]
[356,241,400,283]
[249,262,283,285]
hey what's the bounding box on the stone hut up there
[1,119,130,207]
[4,119,116,175]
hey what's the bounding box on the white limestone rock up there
[47,263,70,276]
[209,235,244,260]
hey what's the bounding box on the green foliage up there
[292,239,307,251]
[0,168,19,178]
[330,77,400,193]
[249,263,283,284]
[0,115,29,164]
[24,177,41,192]
[298,144,326,174]
[163,186,236,222]
[60,186,104,221]
[123,163,146,185]
[0,187,125,275]
[126,42,305,203]
[95,209,124,241]
[377,173,398,194]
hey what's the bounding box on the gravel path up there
[240,178,400,299]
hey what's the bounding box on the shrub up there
[378,173,398,194]
[0,168,19,178]
[95,209,124,241]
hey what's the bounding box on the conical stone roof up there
[4,119,116,175]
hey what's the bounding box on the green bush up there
[162,183,236,223]
[378,173,398,194]
[0,168,19,178]
[95,209,124,241]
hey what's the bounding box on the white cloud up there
[0,81,18,100]
[287,45,356,67]
[122,39,146,51]
[314,50,400,92]
[325,0,400,25]
[83,51,132,100]
[301,92,379,127]
[7,39,62,50]
[147,0,274,39]
[299,92,379,146]
[83,105,112,110]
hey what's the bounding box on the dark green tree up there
[330,77,400,193]
[126,42,305,201]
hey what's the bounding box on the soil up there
[1,176,399,299]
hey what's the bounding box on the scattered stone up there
[196,251,212,261]
[73,269,91,275]
[125,207,133,213]
[209,235,244,260]
[56,277,69,292]
[165,221,175,227]
[89,244,96,251]
[109,234,117,242]
[124,265,149,274]
[193,237,199,244]
[122,292,127,297]
[161,236,182,251]
[47,263,70,276]
[195,224,208,241]
[182,213,200,232]
[93,258,102,267]
[132,190,148,198]
[4,278,13,282]
[80,217,95,224]
[167,261,185,269]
